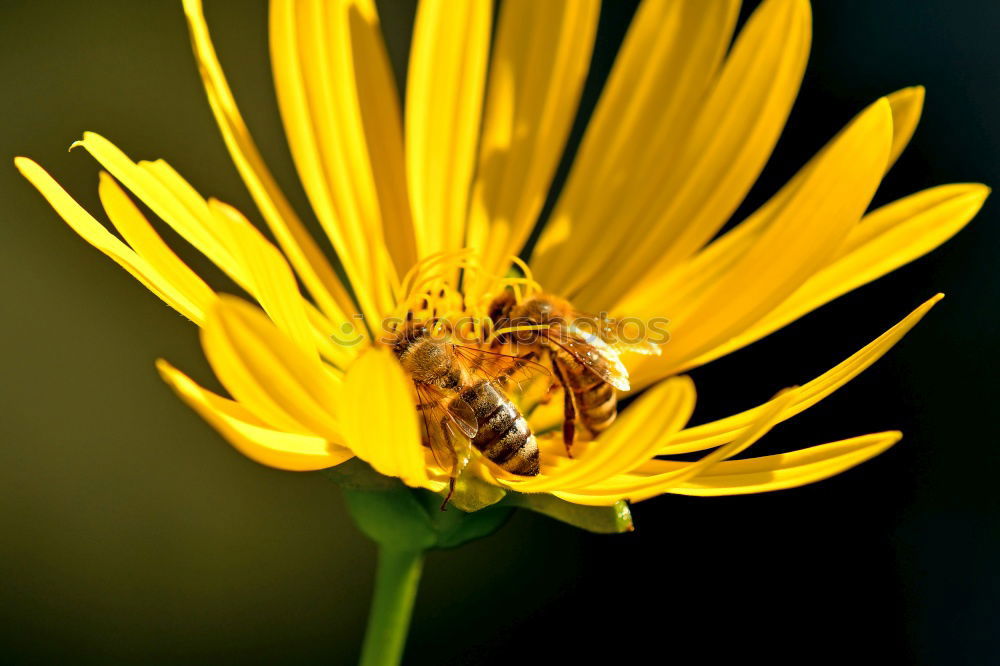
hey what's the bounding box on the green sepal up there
[500,492,633,534]
[342,487,438,551]
[341,485,513,552]
[322,457,404,491]
[413,489,513,549]
[330,461,631,547]
[323,460,506,513]
[432,507,512,549]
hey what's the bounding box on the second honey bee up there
[488,292,660,453]
[389,321,546,494]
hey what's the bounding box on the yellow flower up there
[16,0,987,510]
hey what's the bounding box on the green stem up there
[359,546,424,666]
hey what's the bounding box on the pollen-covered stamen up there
[397,284,468,338]
[390,249,507,344]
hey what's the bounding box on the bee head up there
[510,294,570,325]
[487,290,517,326]
[389,321,429,358]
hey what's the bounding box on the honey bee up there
[488,292,660,453]
[388,321,547,497]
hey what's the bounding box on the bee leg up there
[439,477,456,511]
[537,350,558,404]
[539,381,557,405]
[552,360,576,457]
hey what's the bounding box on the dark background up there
[1,1,997,663]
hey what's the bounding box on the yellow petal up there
[655,432,901,496]
[15,157,204,322]
[622,86,931,324]
[552,390,796,505]
[97,172,217,322]
[208,199,320,357]
[406,0,492,260]
[345,1,417,275]
[158,360,352,471]
[464,0,600,292]
[536,0,809,311]
[181,0,355,324]
[886,86,924,169]
[661,294,942,455]
[269,0,401,321]
[532,0,741,294]
[630,96,893,385]
[144,160,356,366]
[62,139,357,364]
[338,346,431,489]
[500,376,696,493]
[201,295,341,439]
[207,199,357,369]
[71,135,247,286]
[685,183,988,368]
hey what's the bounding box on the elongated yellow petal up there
[71,135,247,285]
[406,0,492,260]
[345,1,417,275]
[537,0,811,311]
[143,160,356,366]
[269,0,402,322]
[208,199,319,357]
[97,173,217,321]
[181,0,355,324]
[618,87,927,322]
[464,0,600,293]
[500,376,696,493]
[339,346,434,489]
[531,0,740,294]
[661,294,941,455]
[561,375,696,488]
[15,157,205,322]
[886,86,924,169]
[630,97,893,385]
[552,391,795,505]
[652,432,901,496]
[62,138,357,365]
[685,184,988,368]
[841,183,985,255]
[158,360,352,471]
[207,200,357,368]
[202,296,341,439]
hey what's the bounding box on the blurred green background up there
[1,1,997,664]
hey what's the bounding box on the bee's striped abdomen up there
[566,364,617,433]
[461,381,539,476]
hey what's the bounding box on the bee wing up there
[570,310,662,357]
[413,382,475,476]
[451,344,551,392]
[445,393,478,439]
[545,323,631,392]
[610,338,662,357]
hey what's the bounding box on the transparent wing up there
[545,323,630,391]
[451,344,551,392]
[414,382,475,476]
[571,310,663,357]
[610,338,662,357]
